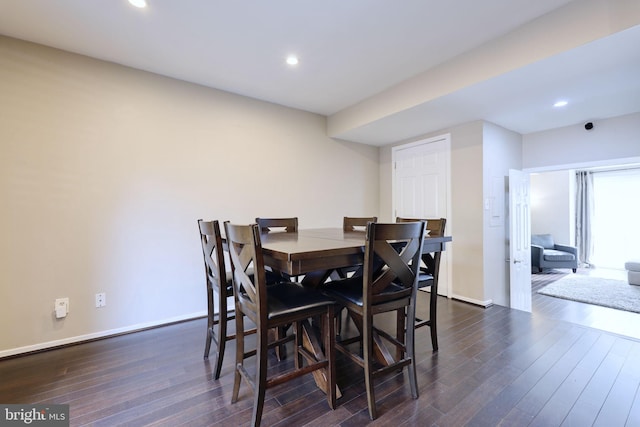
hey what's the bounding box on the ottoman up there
[625,260,640,286]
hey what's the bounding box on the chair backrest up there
[197,219,228,314]
[396,217,446,237]
[396,217,446,279]
[343,216,378,232]
[224,222,267,324]
[362,222,426,305]
[531,233,555,249]
[255,217,298,234]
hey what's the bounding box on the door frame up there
[391,134,452,298]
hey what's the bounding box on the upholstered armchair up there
[531,234,578,273]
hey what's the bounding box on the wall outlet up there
[55,298,69,318]
[95,292,106,308]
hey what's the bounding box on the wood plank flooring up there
[532,268,640,340]
[2,285,640,426]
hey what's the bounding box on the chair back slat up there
[198,219,226,296]
[343,216,377,232]
[255,217,298,233]
[363,222,425,304]
[396,217,446,277]
[225,222,267,322]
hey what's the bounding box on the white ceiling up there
[1,0,639,145]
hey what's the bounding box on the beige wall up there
[0,36,379,356]
[379,121,487,305]
[381,121,523,307]
[482,123,522,307]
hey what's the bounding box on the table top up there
[260,227,451,279]
[261,228,366,258]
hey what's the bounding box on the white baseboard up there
[0,311,207,359]
[451,294,493,308]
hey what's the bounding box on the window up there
[590,168,640,269]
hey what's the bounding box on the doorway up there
[392,134,451,297]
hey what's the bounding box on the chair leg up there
[275,325,288,361]
[295,321,303,370]
[204,325,213,359]
[231,311,244,404]
[336,307,343,336]
[204,306,217,359]
[213,311,227,380]
[406,300,419,399]
[429,288,438,352]
[396,307,405,362]
[363,311,377,420]
[251,327,269,427]
[325,305,337,409]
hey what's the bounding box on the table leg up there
[347,312,396,366]
[301,319,342,399]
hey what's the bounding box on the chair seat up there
[323,277,407,307]
[267,282,336,320]
[543,249,575,261]
[226,269,285,292]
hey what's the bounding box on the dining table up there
[258,227,452,398]
[260,227,452,287]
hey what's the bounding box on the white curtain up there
[575,170,594,266]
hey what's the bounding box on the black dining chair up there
[396,217,446,351]
[323,221,426,420]
[338,216,377,277]
[225,222,337,427]
[255,217,299,283]
[333,216,378,334]
[255,217,301,357]
[197,219,256,380]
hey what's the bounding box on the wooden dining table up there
[260,227,452,287]
[258,227,452,398]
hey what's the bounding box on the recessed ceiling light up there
[128,0,147,8]
[286,56,299,66]
[553,100,568,107]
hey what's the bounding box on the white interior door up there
[509,169,532,312]
[393,135,451,296]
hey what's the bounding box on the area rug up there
[538,274,640,313]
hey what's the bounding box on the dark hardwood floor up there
[2,285,640,426]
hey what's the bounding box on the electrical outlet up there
[55,298,69,318]
[95,292,106,308]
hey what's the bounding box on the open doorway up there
[528,163,640,340]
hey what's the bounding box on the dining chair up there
[255,217,299,279]
[255,217,298,233]
[343,216,377,232]
[396,217,446,351]
[333,217,378,334]
[323,221,426,420]
[338,216,377,278]
[225,222,337,427]
[255,217,300,357]
[197,219,257,380]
